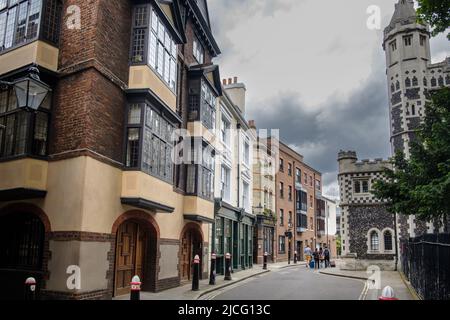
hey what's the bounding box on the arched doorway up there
[180,224,203,281]
[0,212,46,300]
[113,217,158,297]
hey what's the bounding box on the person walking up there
[313,248,320,269]
[304,245,312,268]
[324,246,330,268]
[319,247,324,268]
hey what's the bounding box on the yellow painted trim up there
[0,41,59,75]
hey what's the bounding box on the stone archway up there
[179,223,204,282]
[0,203,51,300]
[112,211,159,297]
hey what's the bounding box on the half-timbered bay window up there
[0,87,50,158]
[125,102,175,183]
[0,0,61,53]
[185,139,215,200]
[201,79,216,129]
[130,4,177,91]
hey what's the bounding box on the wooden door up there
[115,221,147,296]
[180,230,192,281]
[181,229,202,281]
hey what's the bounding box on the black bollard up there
[209,253,216,285]
[288,249,291,265]
[130,275,141,300]
[294,251,298,264]
[263,252,268,270]
[224,253,232,281]
[192,255,200,291]
[24,277,37,301]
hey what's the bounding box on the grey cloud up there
[247,53,391,196]
[208,0,295,56]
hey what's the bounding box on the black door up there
[0,213,45,300]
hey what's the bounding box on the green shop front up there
[213,200,255,274]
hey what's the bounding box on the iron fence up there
[401,233,450,300]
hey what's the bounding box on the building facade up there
[383,0,450,240]
[269,139,323,262]
[250,128,276,265]
[0,0,225,300]
[322,197,337,258]
[338,151,396,270]
[213,77,255,274]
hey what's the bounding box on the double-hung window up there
[0,87,51,158]
[131,5,178,91]
[220,165,231,202]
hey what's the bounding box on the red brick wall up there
[50,0,131,163]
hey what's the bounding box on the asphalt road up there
[206,266,365,300]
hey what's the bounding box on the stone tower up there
[383,0,431,159]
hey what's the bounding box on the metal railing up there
[401,233,450,300]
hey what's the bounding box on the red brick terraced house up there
[0,0,223,300]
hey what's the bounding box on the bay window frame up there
[130,3,178,93]
[0,87,51,161]
[0,0,61,55]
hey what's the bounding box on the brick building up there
[0,0,225,300]
[268,139,327,263]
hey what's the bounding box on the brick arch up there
[111,210,160,238]
[179,222,204,243]
[0,202,52,232]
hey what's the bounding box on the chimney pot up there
[228,78,232,85]
[222,79,227,85]
[234,77,238,84]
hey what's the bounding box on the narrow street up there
[201,266,365,300]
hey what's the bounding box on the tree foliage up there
[373,88,450,224]
[416,0,450,40]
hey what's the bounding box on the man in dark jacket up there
[324,246,330,268]
[313,248,320,269]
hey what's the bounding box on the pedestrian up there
[313,248,320,269]
[304,245,312,268]
[319,247,324,268]
[324,246,330,268]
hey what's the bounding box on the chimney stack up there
[224,76,247,116]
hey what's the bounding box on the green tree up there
[416,0,450,40]
[373,88,450,228]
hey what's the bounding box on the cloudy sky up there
[207,0,449,199]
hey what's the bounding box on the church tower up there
[383,0,431,159]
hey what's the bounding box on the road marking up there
[358,281,369,300]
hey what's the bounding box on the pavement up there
[114,261,305,300]
[318,267,417,300]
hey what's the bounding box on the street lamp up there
[0,66,51,112]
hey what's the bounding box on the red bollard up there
[24,277,37,301]
[130,275,141,300]
[224,253,232,281]
[263,252,268,270]
[192,255,200,291]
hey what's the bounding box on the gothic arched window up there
[384,231,393,251]
[438,76,444,87]
[431,77,437,87]
[370,231,379,251]
[423,77,428,86]
[446,75,450,85]
[405,77,411,88]
[391,83,395,93]
[396,81,400,90]
[412,76,418,86]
